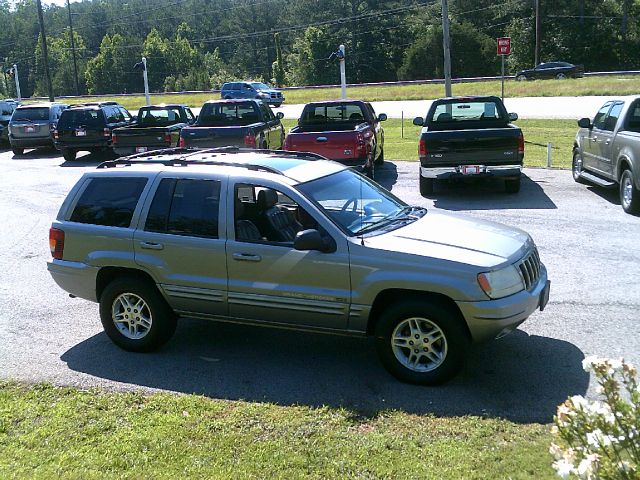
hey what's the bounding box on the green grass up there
[0,382,554,479]
[284,118,577,168]
[52,75,640,111]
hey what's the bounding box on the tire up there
[374,299,469,385]
[12,147,23,156]
[572,150,587,184]
[419,175,434,196]
[505,177,521,193]
[99,276,177,352]
[516,74,527,81]
[620,169,640,215]
[374,146,384,166]
[556,73,567,80]
[62,149,76,162]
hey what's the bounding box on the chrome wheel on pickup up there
[375,300,468,385]
[620,169,640,215]
[572,150,586,183]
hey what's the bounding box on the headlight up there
[259,91,270,97]
[477,265,524,299]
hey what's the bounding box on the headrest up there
[257,188,278,209]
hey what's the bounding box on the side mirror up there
[276,112,284,119]
[508,112,518,121]
[578,117,592,129]
[413,117,424,126]
[294,229,336,253]
[377,113,387,122]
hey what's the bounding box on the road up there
[1,148,639,423]
[274,95,618,120]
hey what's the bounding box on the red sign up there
[497,37,511,55]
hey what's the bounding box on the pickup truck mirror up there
[508,112,518,121]
[578,117,592,129]
[413,117,424,126]
[294,229,336,253]
[378,113,387,122]
[276,112,284,120]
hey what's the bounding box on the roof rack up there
[97,157,282,175]
[68,101,119,108]
[117,146,326,162]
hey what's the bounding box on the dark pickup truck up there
[283,100,386,178]
[112,104,196,156]
[179,99,284,149]
[573,96,640,214]
[413,96,524,195]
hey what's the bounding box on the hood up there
[364,210,532,269]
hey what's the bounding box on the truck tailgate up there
[424,127,521,165]
[114,127,172,147]
[285,129,363,161]
[181,126,248,148]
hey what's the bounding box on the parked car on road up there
[220,81,284,107]
[54,101,134,161]
[515,62,584,81]
[9,102,68,155]
[47,148,549,385]
[413,96,524,195]
[179,99,284,149]
[573,97,640,214]
[112,104,196,156]
[0,99,18,144]
[283,100,386,178]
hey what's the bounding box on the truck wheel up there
[572,151,587,184]
[374,147,384,166]
[505,177,521,193]
[419,175,434,196]
[99,276,177,352]
[12,147,23,156]
[375,299,469,385]
[62,149,76,162]
[620,169,640,215]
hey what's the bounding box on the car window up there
[104,106,120,123]
[301,103,367,125]
[431,100,505,123]
[119,107,132,121]
[259,103,274,121]
[0,102,14,115]
[58,109,104,129]
[243,83,254,91]
[185,108,195,122]
[624,101,640,132]
[603,102,624,132]
[69,177,147,227]
[145,178,221,239]
[12,107,49,121]
[593,102,612,130]
[139,108,182,126]
[198,102,260,126]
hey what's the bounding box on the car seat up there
[256,189,302,242]
[235,199,262,241]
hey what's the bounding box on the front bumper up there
[47,260,99,302]
[456,265,549,343]
[420,164,522,180]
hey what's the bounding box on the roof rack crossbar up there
[96,157,282,175]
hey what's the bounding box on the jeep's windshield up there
[298,169,425,236]
[197,102,260,126]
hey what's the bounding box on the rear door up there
[134,173,228,317]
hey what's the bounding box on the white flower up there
[553,459,575,479]
[607,358,623,373]
[577,455,596,478]
[586,429,616,447]
[617,461,633,473]
[569,395,588,410]
[582,355,602,372]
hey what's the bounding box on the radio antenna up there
[360,171,365,246]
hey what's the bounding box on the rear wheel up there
[419,175,434,196]
[620,169,640,215]
[375,300,469,385]
[62,149,76,162]
[505,177,521,193]
[99,277,177,352]
[374,146,384,166]
[12,147,23,156]
[556,73,567,80]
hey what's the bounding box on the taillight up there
[163,133,172,143]
[179,136,186,147]
[103,127,110,138]
[244,132,256,148]
[355,132,366,156]
[419,138,427,157]
[111,132,118,145]
[53,129,59,140]
[518,133,525,155]
[49,228,64,260]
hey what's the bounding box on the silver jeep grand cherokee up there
[47,148,550,385]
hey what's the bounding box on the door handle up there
[139,241,164,250]
[316,136,328,142]
[232,252,262,262]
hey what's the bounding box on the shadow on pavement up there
[60,150,114,167]
[374,162,398,191]
[586,185,620,207]
[61,319,587,423]
[429,173,557,210]
[10,147,61,159]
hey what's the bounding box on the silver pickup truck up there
[573,96,640,214]
[47,148,549,385]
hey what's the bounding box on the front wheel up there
[572,150,586,184]
[505,177,521,193]
[62,149,76,162]
[375,300,469,385]
[556,73,567,80]
[516,74,527,81]
[99,277,177,352]
[12,147,24,156]
[620,169,640,215]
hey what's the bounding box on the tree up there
[85,34,141,94]
[33,30,87,96]
[272,32,286,87]
[286,27,337,86]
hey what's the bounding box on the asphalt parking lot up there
[1,147,638,423]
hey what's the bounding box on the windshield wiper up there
[14,118,33,122]
[354,206,426,235]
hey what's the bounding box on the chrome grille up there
[517,248,541,290]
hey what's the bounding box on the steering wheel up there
[340,197,359,214]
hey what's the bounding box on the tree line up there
[0,0,637,98]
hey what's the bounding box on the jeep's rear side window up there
[70,177,147,227]
[145,178,221,238]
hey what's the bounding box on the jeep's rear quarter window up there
[58,110,104,128]
[145,178,221,238]
[70,177,147,227]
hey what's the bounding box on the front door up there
[582,102,612,174]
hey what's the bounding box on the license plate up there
[539,280,551,311]
[24,126,35,133]
[462,165,482,175]
[75,129,86,137]
[135,146,147,153]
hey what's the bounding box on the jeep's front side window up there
[69,177,148,227]
[145,178,221,239]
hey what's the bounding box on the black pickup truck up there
[413,96,524,195]
[112,104,196,156]
[179,99,284,149]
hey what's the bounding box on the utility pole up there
[66,0,80,95]
[133,58,150,105]
[441,0,452,97]
[534,0,541,66]
[36,0,54,101]
[339,44,346,100]
[13,64,21,101]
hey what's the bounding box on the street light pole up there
[66,0,80,96]
[535,0,541,66]
[339,44,346,100]
[441,0,452,97]
[142,57,150,106]
[13,64,21,101]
